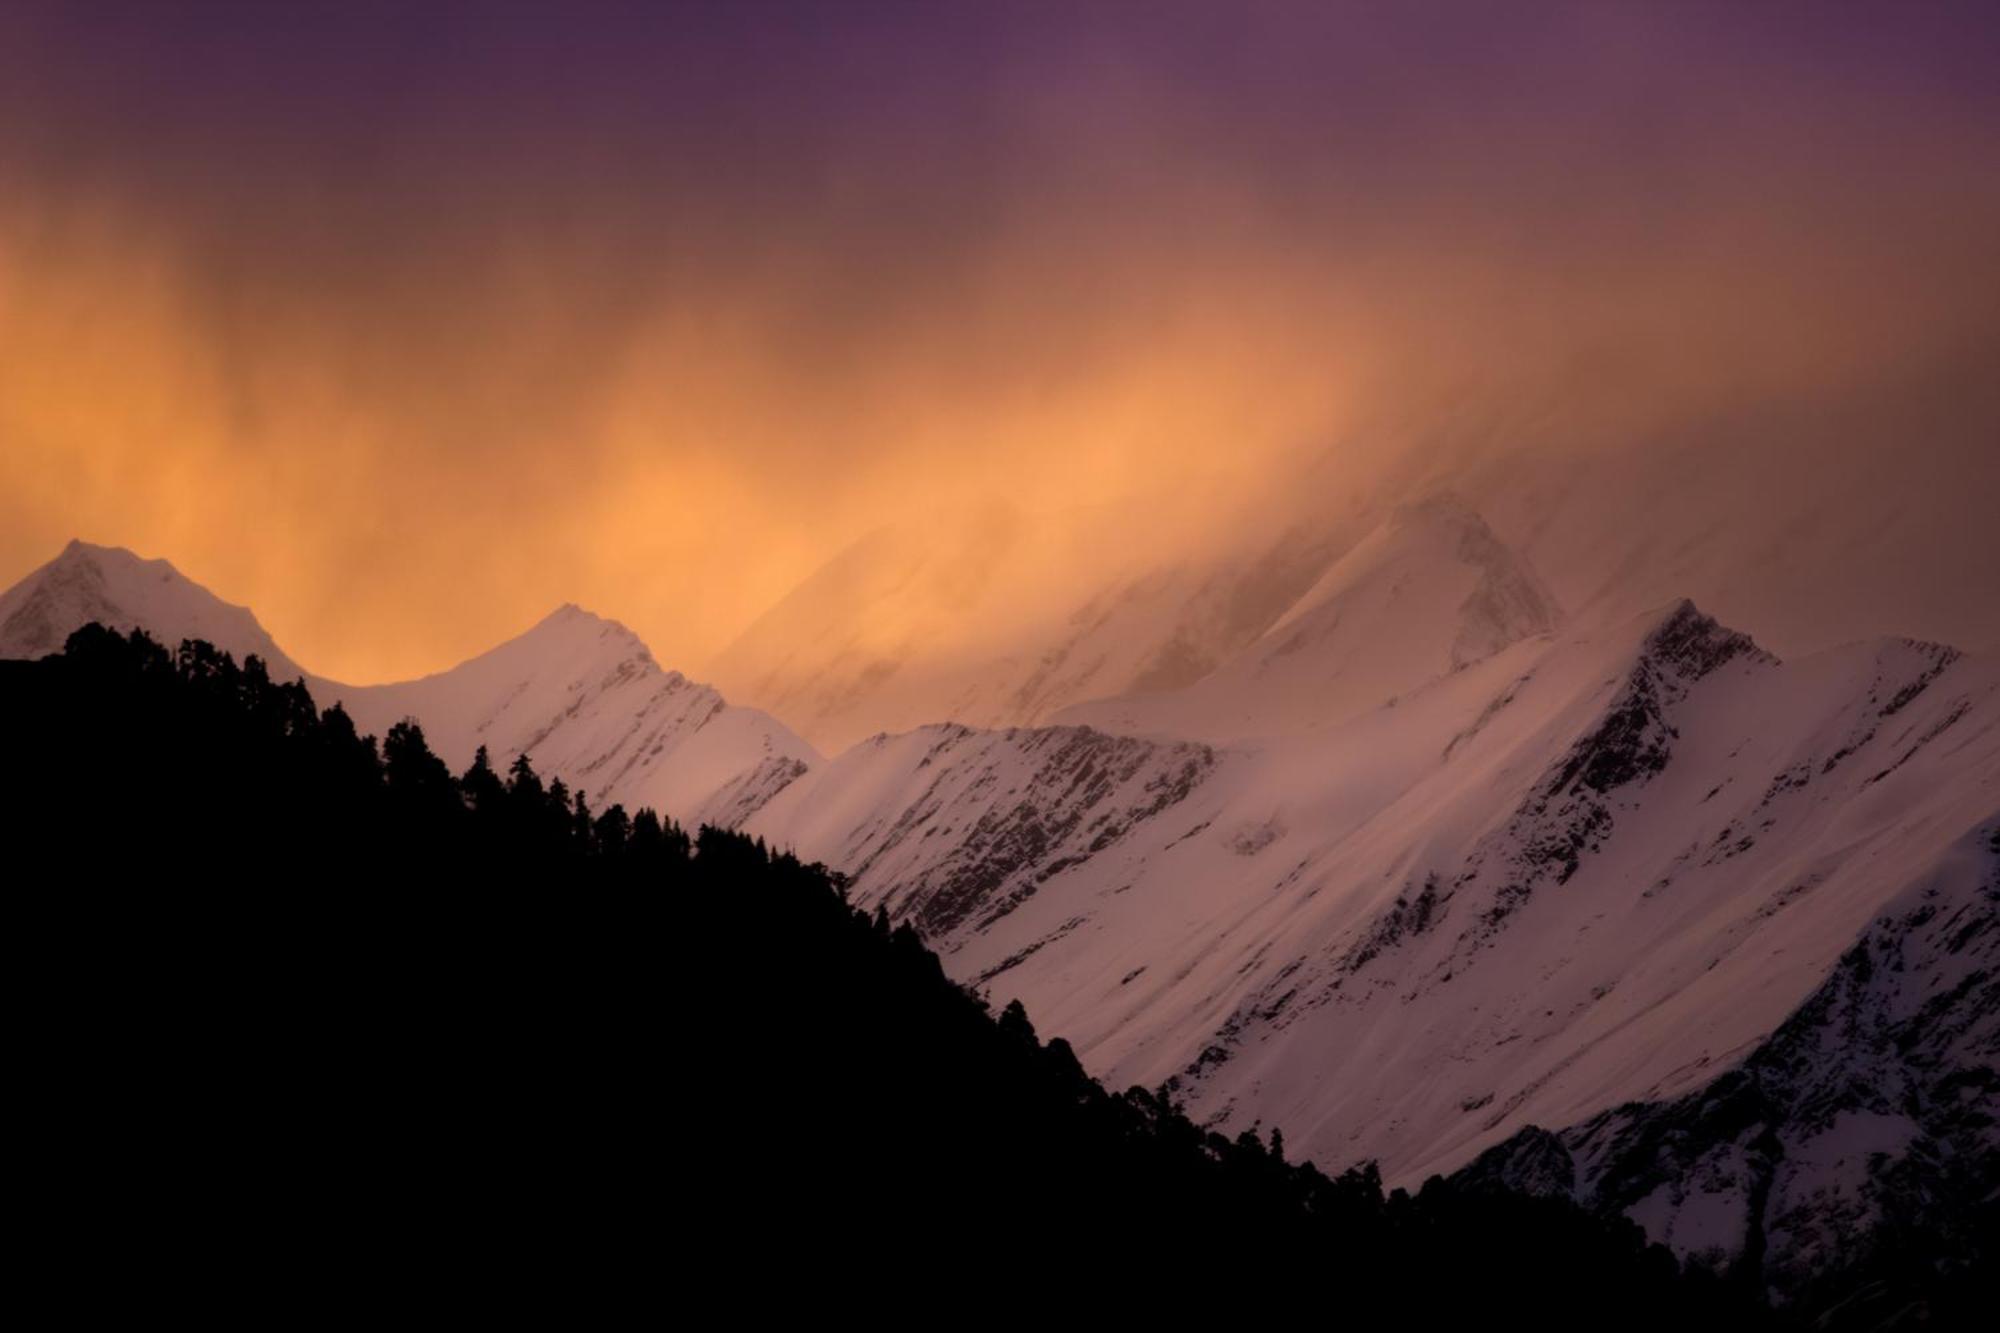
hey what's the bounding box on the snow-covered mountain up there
[713,489,1563,753]
[716,404,2000,752]
[0,542,816,828]
[708,500,1355,752]
[0,541,308,680]
[9,534,1993,1299]
[1056,496,1561,742]
[335,606,816,828]
[747,599,2000,1293]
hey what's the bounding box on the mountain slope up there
[750,601,2000,1234]
[10,538,1992,1304]
[0,542,816,828]
[1057,496,1561,741]
[1462,820,1998,1315]
[7,623,1759,1326]
[709,501,1356,751]
[334,605,816,828]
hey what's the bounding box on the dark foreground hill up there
[3,625,1778,1323]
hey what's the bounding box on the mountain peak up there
[518,601,651,660]
[1638,599,1775,679]
[0,540,304,678]
[52,537,177,571]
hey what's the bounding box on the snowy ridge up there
[332,605,817,827]
[1057,496,1562,742]
[0,544,817,829]
[8,534,1996,1295]
[716,495,1558,751]
[711,501,1353,751]
[752,598,2000,1241]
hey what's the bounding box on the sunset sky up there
[4,1,1997,682]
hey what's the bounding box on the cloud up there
[2,3,1995,678]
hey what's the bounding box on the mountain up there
[334,606,816,829]
[10,535,1992,1303]
[708,500,1356,752]
[715,404,2000,756]
[1462,821,1998,1315]
[1056,496,1562,742]
[748,599,2000,1295]
[0,540,308,680]
[748,721,1219,940]
[8,623,1759,1325]
[714,493,1558,752]
[0,542,816,828]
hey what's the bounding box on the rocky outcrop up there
[1461,820,2000,1318]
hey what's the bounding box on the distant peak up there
[519,601,653,658]
[54,537,112,566]
[1384,495,1517,560]
[529,601,611,631]
[1639,599,1775,678]
[50,539,172,577]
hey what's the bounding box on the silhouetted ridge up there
[3,624,1771,1324]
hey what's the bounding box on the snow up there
[747,599,2000,1194]
[331,604,818,826]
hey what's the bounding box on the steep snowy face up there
[0,541,306,680]
[755,600,2000,1212]
[1463,821,1999,1305]
[709,503,1353,752]
[1149,618,1996,1189]
[333,605,819,828]
[1056,496,1561,742]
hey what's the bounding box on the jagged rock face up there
[1446,601,1774,946]
[749,723,1217,942]
[1461,820,1999,1312]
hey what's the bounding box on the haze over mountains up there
[4,503,1993,1310]
[7,500,1992,1296]
[710,416,2000,751]
[7,3,1997,1319]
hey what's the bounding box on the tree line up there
[1,625,1778,1325]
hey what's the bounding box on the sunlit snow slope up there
[749,601,2000,1257]
[9,535,1993,1288]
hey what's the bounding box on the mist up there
[3,1,1996,680]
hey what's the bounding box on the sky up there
[2,1,1997,681]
